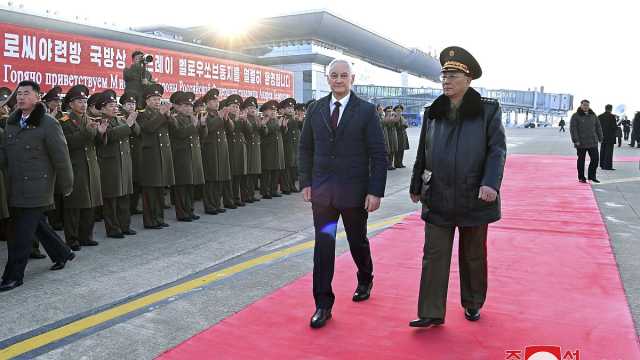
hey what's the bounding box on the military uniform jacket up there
[97,116,139,198]
[123,63,152,100]
[261,118,285,170]
[169,114,206,186]
[397,116,410,150]
[243,116,264,175]
[283,116,301,167]
[201,111,232,182]
[137,108,175,187]
[129,116,143,185]
[61,111,103,209]
[0,127,8,218]
[228,119,248,176]
[1,103,73,209]
[386,121,398,153]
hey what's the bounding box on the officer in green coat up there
[120,93,143,215]
[279,98,300,194]
[200,89,233,214]
[169,91,206,221]
[123,51,154,110]
[259,100,285,198]
[60,85,104,251]
[241,97,265,203]
[385,106,398,170]
[394,104,409,168]
[42,86,65,232]
[137,84,176,229]
[96,90,139,238]
[224,94,248,207]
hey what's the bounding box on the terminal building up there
[1,6,573,124]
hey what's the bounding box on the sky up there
[13,0,640,115]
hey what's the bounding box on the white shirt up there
[330,92,351,126]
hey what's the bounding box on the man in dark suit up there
[299,59,387,329]
[598,104,617,170]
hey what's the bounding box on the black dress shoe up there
[160,223,170,227]
[52,225,63,231]
[352,282,373,302]
[107,233,125,239]
[262,195,272,199]
[0,279,23,292]
[589,178,601,183]
[217,208,226,213]
[205,210,219,215]
[282,191,291,195]
[144,225,163,229]
[50,252,75,271]
[310,309,332,329]
[225,205,237,209]
[123,230,137,236]
[245,199,254,204]
[177,218,193,222]
[29,252,47,259]
[409,318,444,328]
[253,198,261,202]
[272,193,282,198]
[70,245,81,251]
[579,178,587,183]
[191,215,200,220]
[236,202,246,207]
[464,308,481,321]
[80,240,99,246]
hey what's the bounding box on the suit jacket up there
[298,91,387,208]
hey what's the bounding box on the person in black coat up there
[299,59,387,329]
[598,105,618,170]
[631,112,640,148]
[409,46,506,327]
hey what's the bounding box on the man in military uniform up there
[241,97,264,203]
[0,80,75,291]
[119,93,143,215]
[60,85,104,251]
[279,98,300,194]
[96,90,139,238]
[137,84,175,229]
[260,100,286,199]
[124,50,154,110]
[385,106,398,170]
[409,46,506,327]
[40,86,66,234]
[394,104,409,168]
[224,94,248,207]
[169,91,206,221]
[200,89,232,214]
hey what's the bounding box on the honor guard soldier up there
[41,86,66,232]
[394,104,409,168]
[137,84,175,229]
[60,85,104,251]
[241,97,264,203]
[168,91,206,221]
[0,80,75,292]
[42,86,64,121]
[280,98,301,193]
[96,90,139,238]
[120,92,143,215]
[385,106,398,170]
[224,94,248,207]
[200,89,232,214]
[259,100,286,198]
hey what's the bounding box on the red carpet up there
[158,155,640,360]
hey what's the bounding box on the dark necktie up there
[330,101,341,130]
